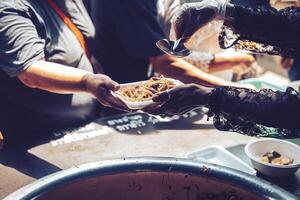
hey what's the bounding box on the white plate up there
[186,145,256,175]
[112,78,183,110]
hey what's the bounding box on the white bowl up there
[245,138,300,177]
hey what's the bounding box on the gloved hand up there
[143,84,213,116]
[171,0,228,42]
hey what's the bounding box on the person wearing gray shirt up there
[0,0,126,138]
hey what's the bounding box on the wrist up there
[82,73,94,93]
[224,3,235,23]
[203,87,214,103]
[195,85,213,104]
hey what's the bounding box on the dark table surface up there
[0,109,299,199]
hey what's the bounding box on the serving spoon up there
[156,38,190,58]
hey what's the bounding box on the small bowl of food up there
[245,138,300,177]
[113,77,183,110]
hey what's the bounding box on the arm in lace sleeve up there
[208,87,300,138]
[221,5,300,57]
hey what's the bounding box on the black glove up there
[172,0,228,41]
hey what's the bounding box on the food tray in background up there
[186,145,256,175]
[112,78,183,110]
[239,78,285,91]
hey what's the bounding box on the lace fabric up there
[208,87,300,138]
[219,6,300,58]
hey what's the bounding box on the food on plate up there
[236,40,262,51]
[118,77,176,102]
[261,151,294,165]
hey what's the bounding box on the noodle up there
[118,77,176,102]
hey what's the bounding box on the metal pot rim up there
[4,157,297,200]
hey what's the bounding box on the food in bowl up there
[261,151,294,165]
[118,77,176,102]
[245,138,300,177]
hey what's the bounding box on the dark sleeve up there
[0,3,45,77]
[91,0,165,58]
[208,86,300,138]
[220,6,300,57]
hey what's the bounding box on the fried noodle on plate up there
[118,77,176,102]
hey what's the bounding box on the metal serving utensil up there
[156,38,190,58]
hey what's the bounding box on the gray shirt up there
[0,0,98,136]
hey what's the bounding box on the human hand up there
[84,74,129,111]
[143,84,213,116]
[171,0,227,41]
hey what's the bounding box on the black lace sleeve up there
[208,87,300,138]
[219,6,300,57]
